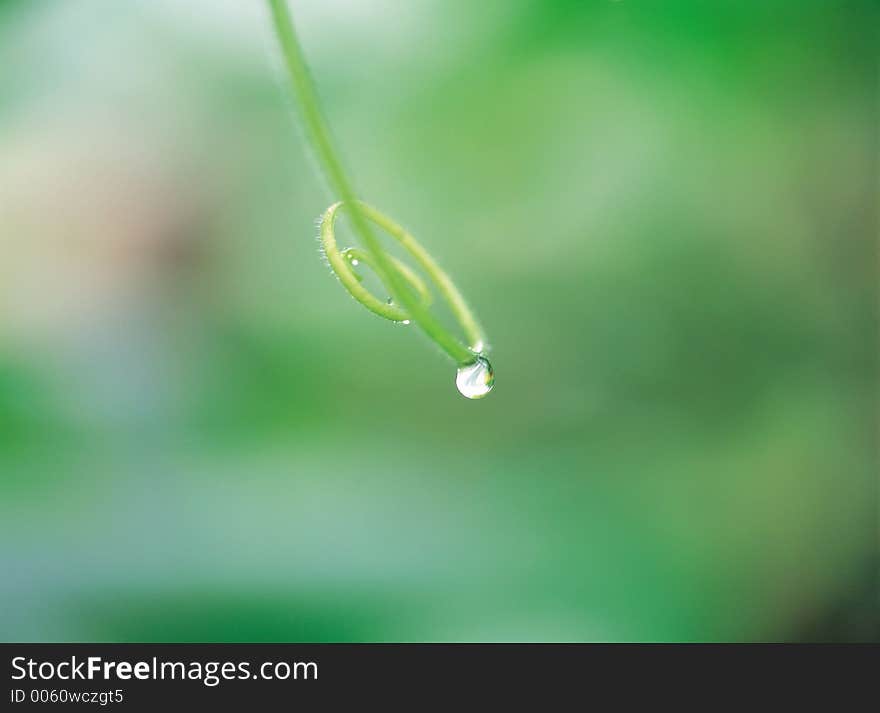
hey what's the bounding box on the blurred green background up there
[0,0,877,642]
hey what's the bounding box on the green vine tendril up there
[267,0,489,368]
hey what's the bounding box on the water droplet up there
[455,357,494,399]
[350,258,359,266]
[401,319,411,325]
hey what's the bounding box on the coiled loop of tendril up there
[320,201,486,364]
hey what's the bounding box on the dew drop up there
[455,356,494,399]
[401,320,411,325]
[350,258,359,266]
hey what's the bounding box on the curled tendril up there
[267,0,490,371]
[320,201,487,364]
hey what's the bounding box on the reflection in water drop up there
[455,356,494,399]
[401,320,410,325]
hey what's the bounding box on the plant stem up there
[266,0,484,365]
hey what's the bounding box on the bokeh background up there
[1,0,877,642]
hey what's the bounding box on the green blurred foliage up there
[0,0,877,641]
